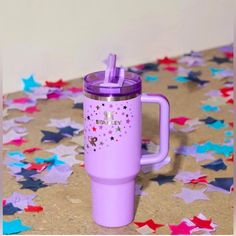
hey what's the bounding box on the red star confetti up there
[164,66,177,72]
[67,87,83,93]
[190,176,208,184]
[170,117,190,125]
[24,205,43,213]
[190,216,213,230]
[135,64,145,70]
[23,147,41,154]
[13,97,31,104]
[224,52,233,59]
[92,127,96,132]
[169,221,196,235]
[227,154,234,162]
[229,122,234,128]
[27,163,48,172]
[220,87,233,97]
[47,92,61,100]
[157,57,177,65]
[45,79,67,88]
[134,219,164,232]
[5,138,27,146]
[226,98,233,104]
[3,199,6,206]
[23,106,40,114]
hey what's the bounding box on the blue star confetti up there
[201,158,227,171]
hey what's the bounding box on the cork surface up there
[3,47,233,235]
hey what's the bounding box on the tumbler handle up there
[140,93,170,165]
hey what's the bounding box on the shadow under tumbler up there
[83,55,170,227]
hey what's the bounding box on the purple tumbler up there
[83,54,170,227]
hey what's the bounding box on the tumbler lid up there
[84,54,141,97]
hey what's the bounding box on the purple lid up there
[84,68,141,97]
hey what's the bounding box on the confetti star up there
[186,73,209,86]
[6,138,27,146]
[87,116,90,120]
[209,177,233,192]
[92,127,96,132]
[15,168,38,178]
[5,192,36,210]
[46,144,78,157]
[58,126,79,137]
[40,165,72,184]
[123,105,127,109]
[169,221,196,235]
[126,119,130,124]
[201,158,227,171]
[59,156,82,167]
[145,74,158,82]
[23,147,41,154]
[164,66,177,72]
[22,75,41,92]
[18,178,48,191]
[178,56,204,66]
[151,174,175,185]
[96,105,100,110]
[224,51,233,58]
[110,137,114,140]
[23,106,40,114]
[41,130,64,143]
[210,56,231,64]
[15,115,34,123]
[174,171,207,184]
[134,219,164,232]
[170,116,189,125]
[24,205,43,213]
[3,218,32,235]
[157,57,177,64]
[190,216,213,230]
[3,203,21,215]
[27,163,49,172]
[47,92,61,100]
[67,86,83,93]
[45,79,67,88]
[3,118,20,132]
[174,187,209,204]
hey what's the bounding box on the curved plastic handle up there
[140,93,170,165]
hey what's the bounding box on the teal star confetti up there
[22,75,41,92]
[34,154,65,169]
[145,74,158,82]
[7,151,25,160]
[173,76,188,83]
[3,218,32,234]
[201,104,219,112]
[224,130,233,137]
[209,67,225,76]
[207,120,227,130]
[195,141,233,157]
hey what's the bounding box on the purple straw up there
[104,54,117,84]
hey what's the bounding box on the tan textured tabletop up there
[3,46,233,235]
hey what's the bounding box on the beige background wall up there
[1,0,234,94]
